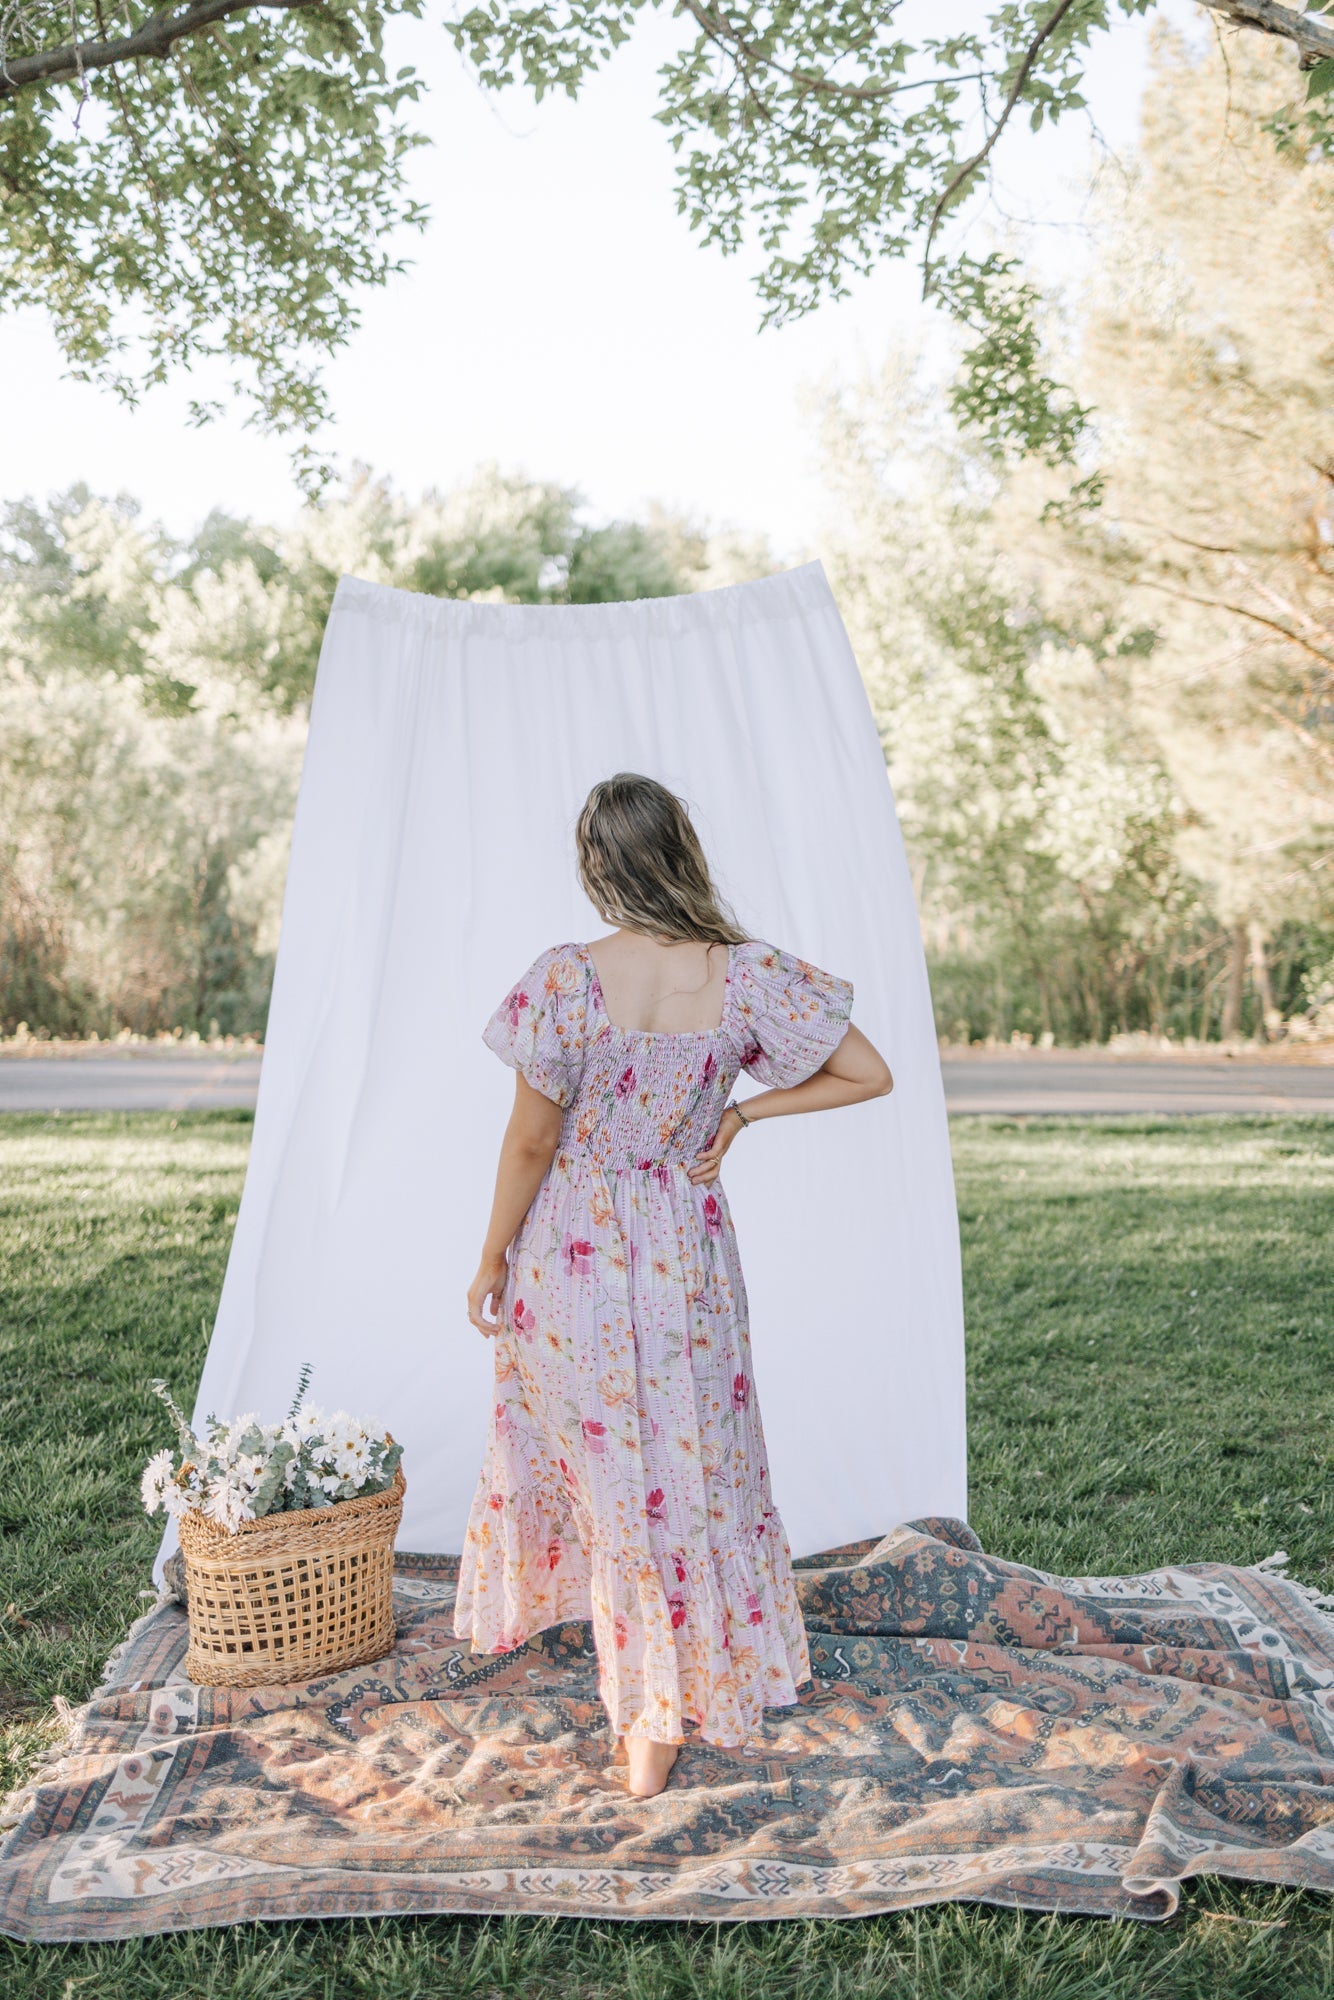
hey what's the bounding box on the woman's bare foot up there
[624,1737,680,1798]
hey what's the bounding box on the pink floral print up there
[453,938,854,1747]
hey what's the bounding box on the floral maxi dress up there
[453,938,854,1747]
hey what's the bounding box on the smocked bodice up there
[482,937,855,1172]
[561,944,746,1170]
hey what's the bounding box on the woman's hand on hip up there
[687,1106,743,1187]
[467,1250,508,1338]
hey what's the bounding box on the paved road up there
[0,1047,263,1113]
[1,1043,1332,1115]
[939,1048,1334,1116]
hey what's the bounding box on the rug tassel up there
[1250,1549,1334,1629]
[0,1586,182,1844]
[87,1587,180,1703]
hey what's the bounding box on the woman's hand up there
[467,1250,509,1338]
[687,1106,744,1187]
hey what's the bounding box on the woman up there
[457,772,893,1798]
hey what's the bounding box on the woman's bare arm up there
[736,1022,892,1121]
[466,1073,563,1337]
[687,1023,892,1187]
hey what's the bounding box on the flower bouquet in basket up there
[142,1366,405,1688]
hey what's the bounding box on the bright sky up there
[0,3,1194,552]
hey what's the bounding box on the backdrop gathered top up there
[155,561,967,1581]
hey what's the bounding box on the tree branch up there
[0,0,317,97]
[1257,698,1334,772]
[1196,0,1334,67]
[674,0,982,107]
[1113,515,1275,560]
[1105,569,1334,671]
[921,0,1083,290]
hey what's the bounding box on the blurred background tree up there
[0,472,765,1037]
[811,26,1334,1044]
[817,354,1195,1046]
[1031,27,1334,1038]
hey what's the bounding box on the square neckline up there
[578,939,735,1040]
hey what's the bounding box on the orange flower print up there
[544,954,581,995]
[598,1366,636,1406]
[590,1184,616,1227]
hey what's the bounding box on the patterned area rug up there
[3,1519,1333,1939]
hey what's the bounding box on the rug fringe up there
[0,1586,179,1846]
[87,1586,178,1703]
[0,1726,73,1837]
[1250,1549,1334,1630]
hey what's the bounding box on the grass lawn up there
[1,1109,1332,1997]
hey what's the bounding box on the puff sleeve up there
[733,941,854,1090]
[482,943,588,1109]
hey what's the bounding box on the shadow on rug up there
[2,1520,1333,1939]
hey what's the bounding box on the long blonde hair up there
[575,773,749,946]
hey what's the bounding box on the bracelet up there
[725,1098,751,1128]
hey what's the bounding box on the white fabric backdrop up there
[156,561,966,1578]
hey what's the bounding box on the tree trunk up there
[1248,920,1279,1042]
[1220,923,1248,1041]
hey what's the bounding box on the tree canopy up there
[4,0,1334,474]
[0,0,427,484]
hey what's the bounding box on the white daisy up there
[139,1449,175,1515]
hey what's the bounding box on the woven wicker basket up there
[179,1464,405,1687]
